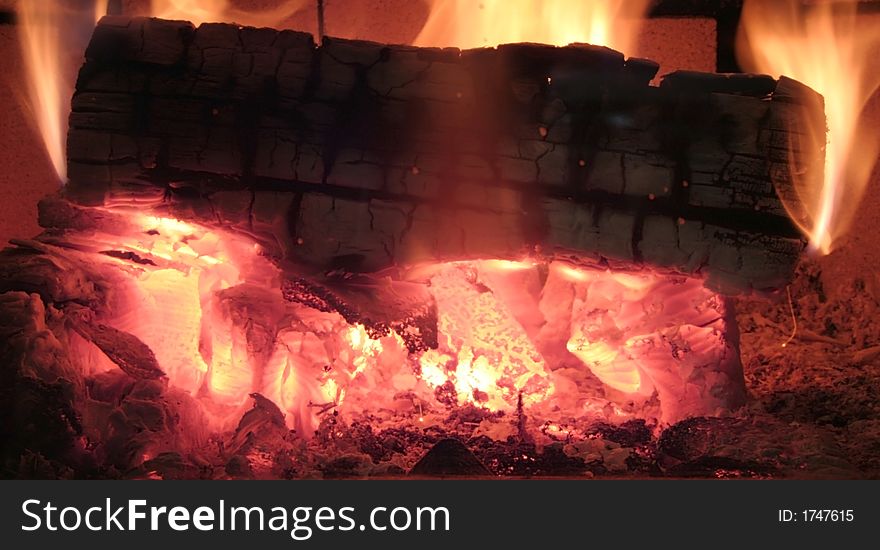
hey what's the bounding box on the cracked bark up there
[63,16,824,293]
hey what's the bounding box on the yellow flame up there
[18,3,69,182]
[737,0,880,254]
[139,215,197,236]
[414,0,649,54]
[17,1,107,183]
[151,0,307,28]
[95,0,109,22]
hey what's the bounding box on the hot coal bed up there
[1,15,876,480]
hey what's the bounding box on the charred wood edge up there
[71,320,167,380]
[99,249,156,265]
[280,276,438,353]
[129,166,802,240]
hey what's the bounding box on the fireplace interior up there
[1,0,879,480]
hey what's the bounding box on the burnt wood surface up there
[63,16,824,293]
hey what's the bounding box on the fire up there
[16,0,307,186]
[414,0,649,54]
[59,206,742,434]
[737,0,880,254]
[17,1,105,181]
[17,0,650,187]
[150,0,307,27]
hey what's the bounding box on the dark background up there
[2,480,877,547]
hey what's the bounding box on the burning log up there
[0,14,832,479]
[64,16,823,294]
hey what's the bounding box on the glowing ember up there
[414,0,649,54]
[562,266,736,407]
[62,210,743,434]
[737,0,880,254]
[420,263,551,410]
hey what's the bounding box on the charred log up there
[63,16,824,293]
[281,273,438,352]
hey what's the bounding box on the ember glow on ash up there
[67,213,743,434]
[738,0,880,255]
[413,0,649,54]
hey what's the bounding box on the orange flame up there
[413,0,649,53]
[737,0,880,254]
[150,0,307,27]
[17,0,307,186]
[17,1,108,182]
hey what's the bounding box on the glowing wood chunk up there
[566,338,640,393]
[205,311,252,406]
[552,263,745,423]
[88,212,744,430]
[123,268,208,395]
[262,329,335,436]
